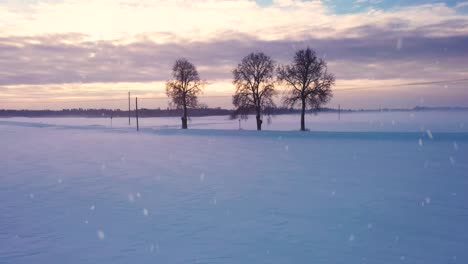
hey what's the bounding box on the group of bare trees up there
[166,47,335,131]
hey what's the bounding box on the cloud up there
[356,0,382,3]
[0,0,467,42]
[455,2,468,9]
[1,28,467,86]
[0,0,467,108]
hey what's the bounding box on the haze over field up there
[1,0,468,109]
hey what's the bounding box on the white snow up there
[2,111,468,132]
[128,193,135,203]
[450,156,456,166]
[0,111,468,263]
[97,230,105,240]
[426,130,434,139]
[200,173,205,182]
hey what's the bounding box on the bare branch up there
[166,58,205,128]
[276,47,335,130]
[232,52,277,124]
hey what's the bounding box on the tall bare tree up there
[278,48,334,131]
[232,52,276,131]
[166,58,205,129]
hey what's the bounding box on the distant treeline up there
[0,108,230,118]
[0,107,332,118]
[0,106,466,118]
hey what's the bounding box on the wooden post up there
[135,97,139,132]
[128,92,131,126]
[338,104,341,121]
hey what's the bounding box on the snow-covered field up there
[1,111,467,264]
[3,111,468,132]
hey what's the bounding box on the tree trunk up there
[300,98,306,131]
[256,114,262,131]
[182,104,188,129]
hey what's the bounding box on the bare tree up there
[166,58,205,129]
[232,52,276,131]
[278,47,334,131]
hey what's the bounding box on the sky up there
[0,0,468,110]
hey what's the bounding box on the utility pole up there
[338,104,341,121]
[135,97,139,132]
[128,92,131,126]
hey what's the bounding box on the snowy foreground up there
[1,112,468,264]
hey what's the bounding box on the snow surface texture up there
[3,111,468,132]
[1,112,467,264]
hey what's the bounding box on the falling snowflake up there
[396,37,403,50]
[426,130,433,139]
[449,156,456,166]
[348,234,355,241]
[200,173,205,182]
[90,205,95,210]
[128,193,135,203]
[29,193,35,199]
[425,197,431,204]
[418,139,423,147]
[284,145,289,151]
[143,208,149,216]
[97,230,105,240]
[453,142,459,151]
[136,192,141,198]
[367,223,373,229]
